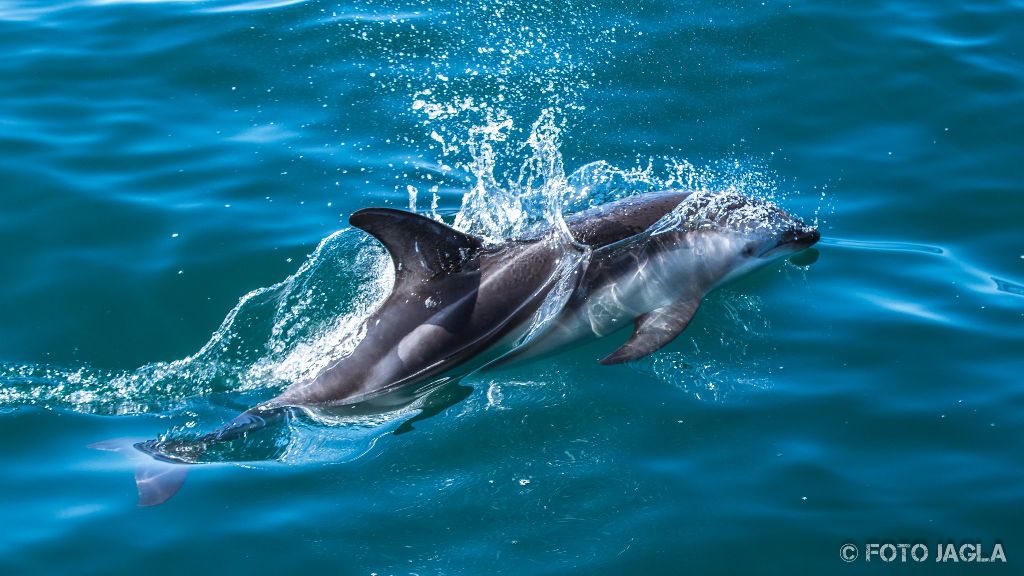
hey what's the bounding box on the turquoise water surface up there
[1,0,1022,574]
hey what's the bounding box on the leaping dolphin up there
[94,189,819,505]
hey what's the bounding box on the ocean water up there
[1,0,1022,573]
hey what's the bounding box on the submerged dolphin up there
[96,189,818,505]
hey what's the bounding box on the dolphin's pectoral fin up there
[349,208,483,282]
[599,298,701,365]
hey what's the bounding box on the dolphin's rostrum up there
[95,189,819,505]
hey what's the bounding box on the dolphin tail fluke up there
[89,438,191,506]
[91,407,291,506]
[134,460,189,506]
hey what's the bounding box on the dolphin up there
[94,189,818,505]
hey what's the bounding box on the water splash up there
[0,231,393,415]
[451,110,574,242]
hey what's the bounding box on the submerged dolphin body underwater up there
[94,190,819,505]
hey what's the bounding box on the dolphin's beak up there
[762,226,820,258]
[783,227,820,249]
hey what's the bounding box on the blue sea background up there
[1,0,1022,573]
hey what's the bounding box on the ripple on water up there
[992,277,1024,297]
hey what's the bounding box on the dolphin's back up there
[278,192,691,406]
[276,206,589,407]
[563,191,689,247]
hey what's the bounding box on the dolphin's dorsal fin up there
[600,298,701,365]
[350,208,483,282]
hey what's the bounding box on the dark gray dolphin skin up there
[97,189,818,505]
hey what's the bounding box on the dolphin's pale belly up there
[507,246,699,361]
